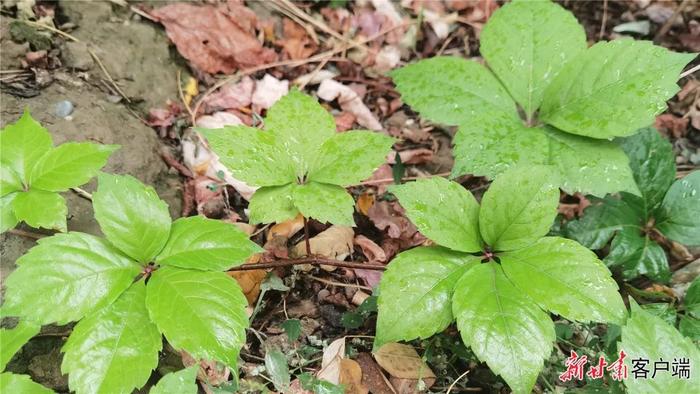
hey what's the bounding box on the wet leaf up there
[480,0,586,116]
[453,263,554,394]
[656,171,700,246]
[565,194,642,249]
[605,227,670,283]
[150,366,199,394]
[375,247,478,346]
[0,373,53,394]
[619,301,700,393]
[309,131,394,186]
[684,277,700,318]
[618,128,676,212]
[248,184,299,224]
[12,189,66,232]
[265,348,290,392]
[679,316,700,341]
[62,282,161,394]
[93,173,172,263]
[373,343,435,380]
[479,166,560,251]
[501,237,626,324]
[3,232,140,325]
[156,216,262,271]
[0,320,40,370]
[390,177,481,252]
[0,109,52,182]
[146,268,248,371]
[29,142,118,192]
[293,183,355,226]
[1,166,23,197]
[540,40,696,139]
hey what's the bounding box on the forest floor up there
[0,0,698,393]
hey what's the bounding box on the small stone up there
[55,100,74,118]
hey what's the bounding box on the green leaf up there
[479,166,559,251]
[93,173,171,263]
[1,166,23,196]
[156,216,262,271]
[0,320,40,370]
[281,319,302,342]
[565,194,642,249]
[309,130,394,186]
[0,373,53,394]
[605,227,670,283]
[12,189,67,232]
[376,247,479,347]
[146,267,248,370]
[292,182,355,226]
[501,237,626,324]
[0,109,53,182]
[544,127,639,197]
[150,366,199,394]
[391,56,517,126]
[540,40,696,139]
[679,316,700,341]
[684,277,700,318]
[62,281,161,394]
[389,177,481,253]
[3,232,141,325]
[480,0,586,116]
[199,126,296,187]
[618,128,675,211]
[619,302,700,393]
[248,184,299,224]
[264,348,290,392]
[265,89,337,177]
[29,142,118,192]
[656,171,700,246]
[451,112,549,179]
[1,193,19,233]
[453,263,554,394]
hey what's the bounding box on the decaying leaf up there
[317,337,345,383]
[292,226,354,271]
[252,74,289,110]
[202,76,254,112]
[228,254,267,305]
[340,358,369,394]
[150,2,276,74]
[318,79,383,131]
[373,343,436,381]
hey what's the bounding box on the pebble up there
[55,100,74,118]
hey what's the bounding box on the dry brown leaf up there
[150,3,276,74]
[203,76,254,112]
[252,74,289,110]
[280,18,318,60]
[387,149,434,165]
[373,343,436,380]
[356,191,375,216]
[292,226,354,271]
[355,352,395,394]
[318,79,383,131]
[228,254,267,305]
[655,113,689,138]
[317,337,346,383]
[269,214,305,239]
[340,359,369,394]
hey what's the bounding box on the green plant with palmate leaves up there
[1,173,262,394]
[566,128,700,283]
[200,89,394,227]
[375,165,626,394]
[391,0,696,197]
[1,110,117,233]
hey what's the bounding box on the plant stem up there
[303,216,311,256]
[227,257,387,272]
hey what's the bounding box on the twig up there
[680,63,700,79]
[227,257,387,272]
[302,216,312,256]
[447,370,470,394]
[356,171,451,187]
[308,275,373,291]
[177,69,195,121]
[654,0,690,43]
[19,20,130,103]
[71,187,93,200]
[598,0,608,40]
[9,229,46,240]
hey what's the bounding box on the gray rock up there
[62,41,93,71]
[54,100,74,118]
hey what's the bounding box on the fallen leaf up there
[197,111,244,129]
[367,200,416,240]
[253,74,290,110]
[356,353,395,394]
[318,79,383,130]
[373,45,401,73]
[340,359,369,394]
[228,254,267,305]
[387,149,434,165]
[317,337,346,384]
[280,18,318,60]
[270,214,305,239]
[203,76,254,112]
[356,191,375,216]
[150,2,276,74]
[292,226,354,270]
[373,343,436,381]
[293,69,338,87]
[335,112,357,132]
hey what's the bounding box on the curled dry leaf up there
[354,235,386,288]
[150,2,276,74]
[317,337,346,383]
[292,226,354,271]
[318,79,383,131]
[373,343,435,385]
[387,149,434,165]
[202,76,254,112]
[252,74,290,110]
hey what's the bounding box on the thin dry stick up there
[308,275,373,291]
[71,187,92,200]
[447,370,471,394]
[9,229,46,240]
[227,257,387,272]
[177,69,195,121]
[302,216,312,256]
[598,0,608,40]
[654,0,690,43]
[19,20,130,103]
[191,21,412,126]
[679,63,700,79]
